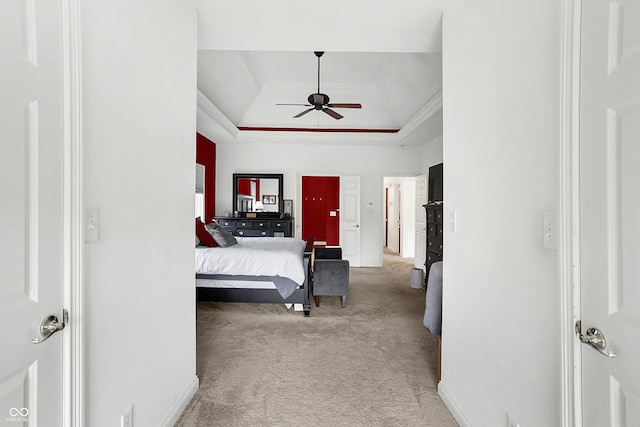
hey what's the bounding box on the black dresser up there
[424,203,443,283]
[214,217,293,237]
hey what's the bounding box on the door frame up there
[560,0,583,425]
[61,0,84,425]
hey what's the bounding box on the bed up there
[196,236,314,316]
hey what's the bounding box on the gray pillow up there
[204,223,237,247]
[196,235,200,247]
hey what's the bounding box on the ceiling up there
[196,0,444,145]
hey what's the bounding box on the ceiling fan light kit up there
[277,51,362,120]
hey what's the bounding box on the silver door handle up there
[576,321,616,358]
[32,309,68,344]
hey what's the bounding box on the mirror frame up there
[232,173,284,214]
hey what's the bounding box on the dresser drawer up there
[426,209,435,222]
[435,209,443,224]
[428,223,437,236]
[426,251,442,264]
[236,229,269,237]
[428,237,443,255]
[436,223,444,236]
[216,219,235,228]
[270,221,288,230]
[236,220,254,228]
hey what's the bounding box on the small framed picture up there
[283,199,293,217]
[262,195,277,205]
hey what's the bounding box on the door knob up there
[32,309,68,344]
[576,321,616,358]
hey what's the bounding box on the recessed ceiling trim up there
[237,126,399,134]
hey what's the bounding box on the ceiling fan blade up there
[322,108,343,120]
[276,103,312,106]
[293,108,314,118]
[326,103,362,109]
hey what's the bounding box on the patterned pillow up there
[195,218,217,247]
[204,223,237,247]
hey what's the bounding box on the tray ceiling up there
[196,0,444,144]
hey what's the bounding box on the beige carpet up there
[176,251,458,427]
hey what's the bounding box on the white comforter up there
[195,237,306,285]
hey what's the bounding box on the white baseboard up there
[438,381,472,427]
[162,376,199,427]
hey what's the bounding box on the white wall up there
[440,1,561,426]
[423,134,443,172]
[207,139,426,266]
[82,1,198,426]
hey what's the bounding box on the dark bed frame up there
[196,239,314,317]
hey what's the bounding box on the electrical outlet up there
[507,414,520,427]
[121,406,133,427]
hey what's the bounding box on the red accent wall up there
[237,179,260,199]
[196,133,216,222]
[302,176,340,246]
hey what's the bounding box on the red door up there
[302,176,340,246]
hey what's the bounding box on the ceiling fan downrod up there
[311,51,327,110]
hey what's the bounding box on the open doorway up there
[383,177,416,258]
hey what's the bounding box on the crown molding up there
[197,90,239,138]
[397,89,443,138]
[198,88,442,145]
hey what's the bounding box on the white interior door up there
[400,180,415,257]
[579,1,640,425]
[385,183,400,253]
[0,0,66,424]
[340,176,361,267]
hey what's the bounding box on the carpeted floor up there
[176,251,458,427]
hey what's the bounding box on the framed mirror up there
[233,173,283,217]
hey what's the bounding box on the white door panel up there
[340,176,361,267]
[386,184,400,253]
[0,0,65,424]
[580,1,640,425]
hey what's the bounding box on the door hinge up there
[575,320,582,337]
